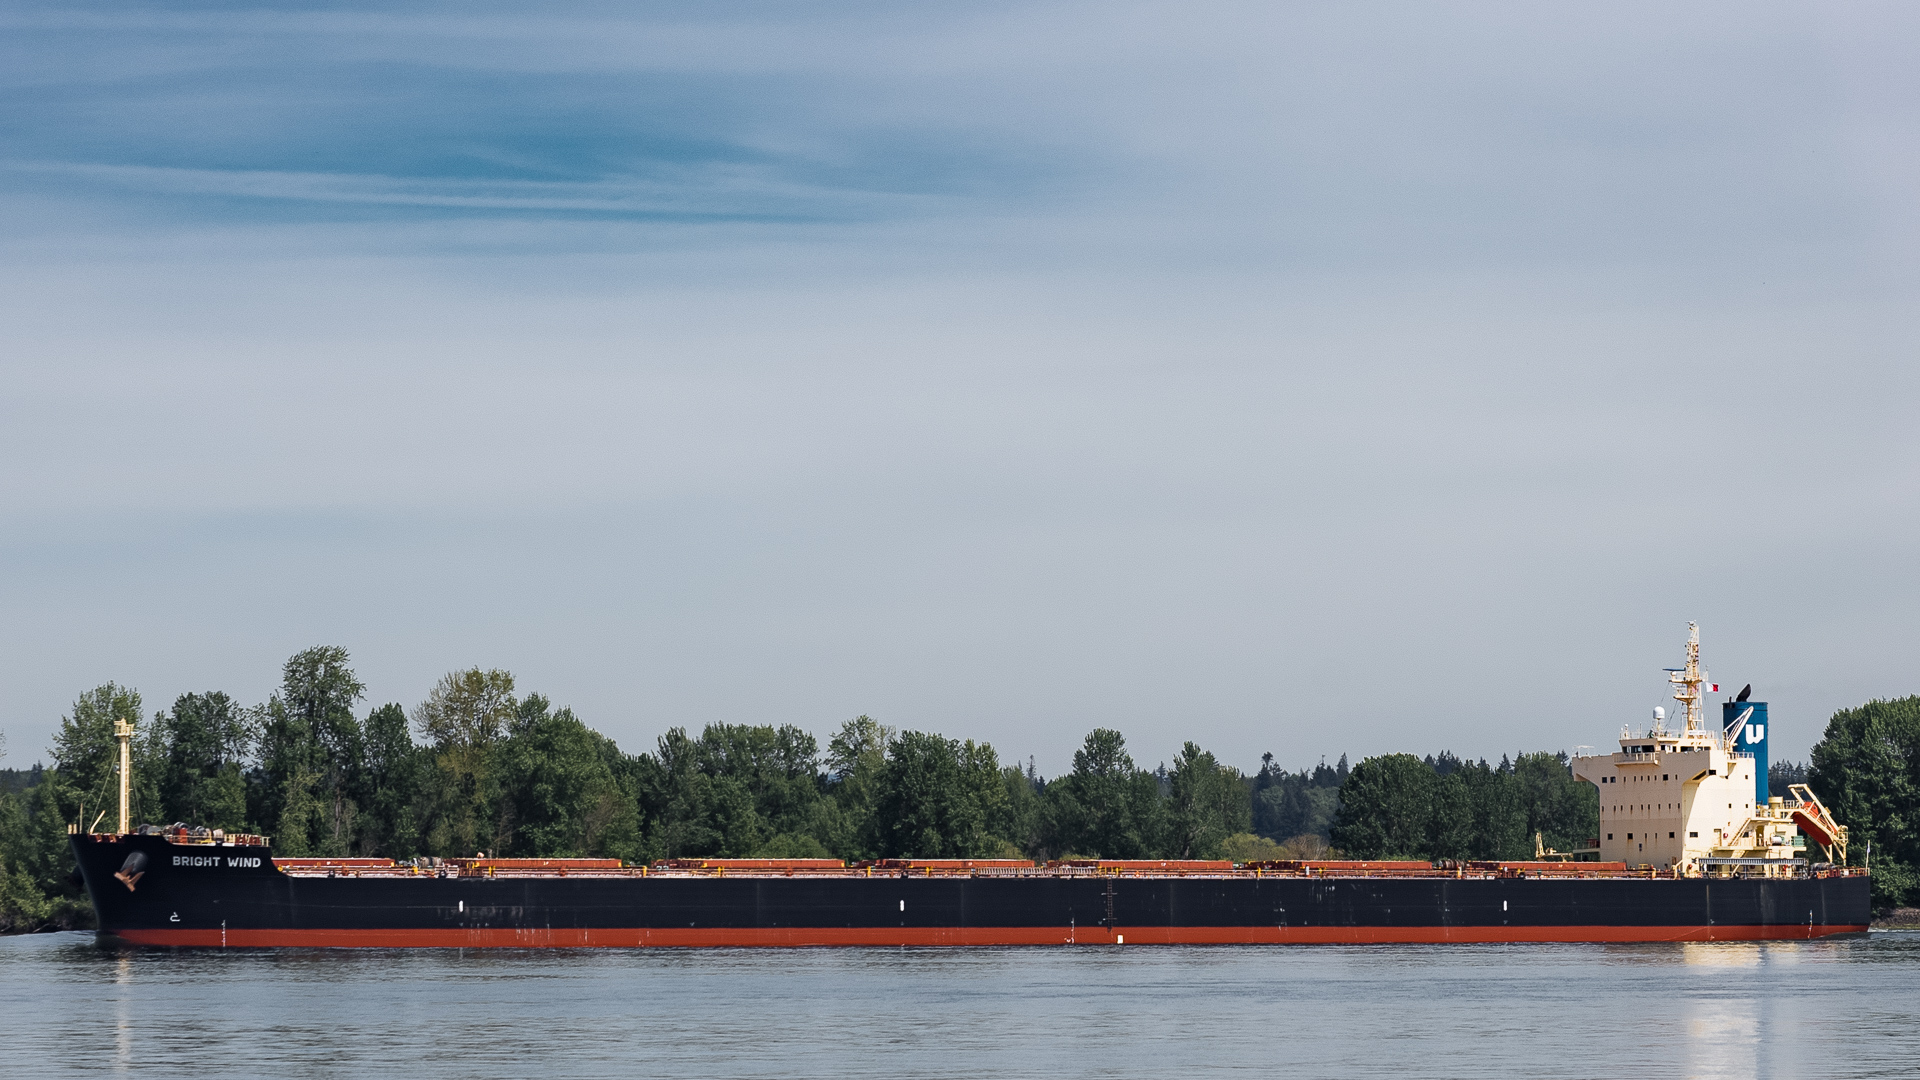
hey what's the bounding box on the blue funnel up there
[1723,701,1768,805]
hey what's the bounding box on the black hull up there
[74,835,1873,947]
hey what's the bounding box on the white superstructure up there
[1568,624,1846,876]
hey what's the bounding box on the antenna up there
[1667,623,1707,734]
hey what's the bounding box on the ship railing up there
[288,858,1225,880]
[106,827,271,847]
[265,860,1774,882]
[1694,856,1813,879]
[131,824,270,847]
[1614,752,1659,763]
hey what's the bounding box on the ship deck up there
[103,831,1868,883]
[259,855,1868,882]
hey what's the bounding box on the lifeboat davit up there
[1792,808,1838,850]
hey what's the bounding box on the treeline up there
[5,646,1601,930]
[1329,751,1598,861]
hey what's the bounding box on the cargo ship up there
[71,625,1870,947]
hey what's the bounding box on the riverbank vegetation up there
[1805,696,1920,909]
[4,646,1906,929]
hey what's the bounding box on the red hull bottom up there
[105,924,1872,948]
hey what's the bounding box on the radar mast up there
[1666,622,1709,736]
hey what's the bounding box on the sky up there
[2,1,1918,776]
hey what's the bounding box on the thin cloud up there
[5,160,963,221]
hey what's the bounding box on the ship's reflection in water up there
[1681,940,1765,966]
[1678,939,1809,1080]
[112,952,133,1075]
[1686,996,1762,1080]
[4,932,1916,1080]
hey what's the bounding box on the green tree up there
[497,697,640,860]
[1166,742,1252,858]
[1510,752,1596,855]
[1460,757,1525,859]
[1000,762,1045,856]
[1251,754,1347,845]
[1424,771,1474,860]
[0,782,54,932]
[1808,695,1920,908]
[633,721,835,860]
[1218,831,1287,863]
[358,703,422,856]
[7,779,96,929]
[636,727,763,859]
[154,692,251,830]
[821,715,894,858]
[871,730,1009,858]
[694,723,824,840]
[256,647,366,855]
[1045,729,1162,858]
[416,667,517,749]
[1330,754,1434,858]
[412,667,517,857]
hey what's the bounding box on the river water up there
[5,932,1918,1079]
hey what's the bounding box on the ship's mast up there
[1667,622,1707,735]
[114,716,133,835]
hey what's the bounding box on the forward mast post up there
[114,717,133,836]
